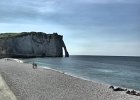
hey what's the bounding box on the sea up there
[22,55,140,91]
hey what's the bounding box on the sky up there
[0,0,140,56]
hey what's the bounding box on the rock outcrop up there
[0,32,69,58]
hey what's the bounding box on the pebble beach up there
[0,58,140,100]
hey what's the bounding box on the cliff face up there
[0,32,69,58]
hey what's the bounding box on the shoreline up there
[40,66,140,91]
[37,65,140,95]
[26,61,140,91]
[0,58,140,100]
[40,66,109,86]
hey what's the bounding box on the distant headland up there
[0,32,69,58]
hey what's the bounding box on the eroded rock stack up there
[0,32,69,58]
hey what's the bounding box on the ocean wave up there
[4,58,23,63]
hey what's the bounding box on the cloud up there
[76,0,140,4]
[0,0,139,34]
[0,0,139,37]
[0,0,140,56]
[0,0,140,24]
[0,0,54,23]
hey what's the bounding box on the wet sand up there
[0,59,140,100]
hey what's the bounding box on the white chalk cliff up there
[0,32,69,58]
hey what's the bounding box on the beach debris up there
[126,90,140,96]
[136,92,140,96]
[32,63,37,69]
[109,85,140,96]
[109,86,127,91]
[5,58,13,61]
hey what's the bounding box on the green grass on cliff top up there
[0,32,55,40]
[0,33,18,39]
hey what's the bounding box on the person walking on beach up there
[32,62,37,69]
